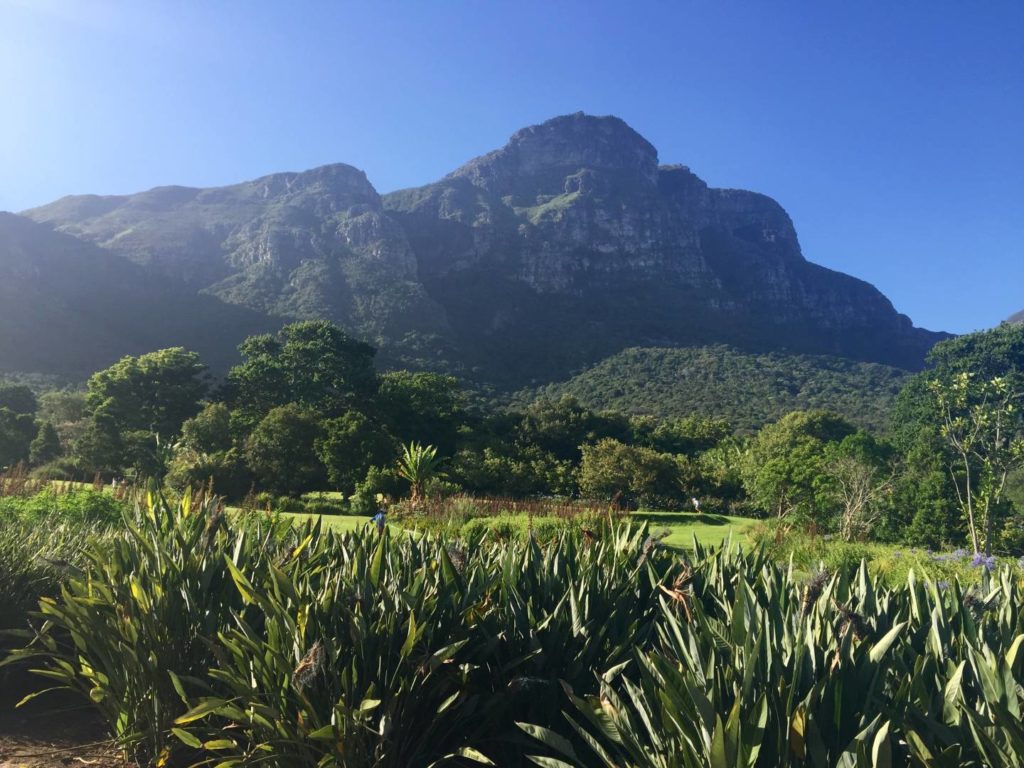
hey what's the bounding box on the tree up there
[377,371,463,455]
[516,396,630,462]
[85,348,207,437]
[451,445,575,498]
[180,403,234,454]
[740,410,856,521]
[396,442,442,507]
[0,408,37,469]
[639,415,732,456]
[930,373,1024,555]
[317,411,396,493]
[0,384,37,416]
[37,391,85,425]
[578,438,681,509]
[245,405,325,496]
[29,421,62,465]
[820,432,896,541]
[893,323,1024,451]
[228,321,377,425]
[73,411,123,475]
[166,447,251,500]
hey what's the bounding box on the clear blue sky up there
[1,1,1021,334]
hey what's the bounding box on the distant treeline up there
[1,321,1023,554]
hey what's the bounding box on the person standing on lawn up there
[371,493,387,535]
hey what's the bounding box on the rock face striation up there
[21,112,946,383]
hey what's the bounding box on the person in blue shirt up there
[371,494,387,535]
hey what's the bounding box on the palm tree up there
[396,442,442,508]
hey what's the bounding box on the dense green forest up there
[515,345,909,432]
[2,321,1023,555]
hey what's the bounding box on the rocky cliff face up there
[384,113,945,380]
[26,164,450,355]
[21,112,946,384]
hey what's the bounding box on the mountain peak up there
[451,112,660,194]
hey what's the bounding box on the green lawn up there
[281,509,756,548]
[629,511,757,549]
[280,512,371,533]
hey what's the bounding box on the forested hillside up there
[518,345,909,432]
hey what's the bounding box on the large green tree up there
[578,438,682,509]
[930,372,1024,555]
[29,421,62,465]
[227,321,377,426]
[179,403,234,454]
[85,348,207,437]
[892,325,1024,552]
[377,371,463,455]
[0,384,38,416]
[516,396,630,462]
[0,408,37,469]
[245,405,325,496]
[740,410,856,521]
[317,411,396,493]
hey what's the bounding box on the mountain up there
[1009,310,1024,325]
[514,346,909,433]
[22,112,946,385]
[0,213,276,378]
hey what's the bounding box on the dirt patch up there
[0,673,123,768]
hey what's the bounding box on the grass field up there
[282,509,757,547]
[631,511,757,548]
[280,511,372,532]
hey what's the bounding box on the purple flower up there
[953,548,968,559]
[971,553,997,570]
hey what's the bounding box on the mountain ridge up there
[16,112,947,384]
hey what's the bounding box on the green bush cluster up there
[0,488,127,525]
[749,520,1011,586]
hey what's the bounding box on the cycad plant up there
[397,441,443,507]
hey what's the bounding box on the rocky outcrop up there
[25,164,449,353]
[21,112,947,384]
[385,113,946,381]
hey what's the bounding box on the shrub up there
[304,499,348,516]
[0,488,127,526]
[274,495,307,513]
[29,458,81,481]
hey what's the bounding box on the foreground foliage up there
[6,494,1024,767]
